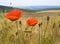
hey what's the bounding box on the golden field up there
[0,10,60,44]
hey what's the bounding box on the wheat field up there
[0,10,60,44]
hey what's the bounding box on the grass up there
[0,11,60,44]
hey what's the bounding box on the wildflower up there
[5,9,22,21]
[27,18,38,26]
[19,21,22,24]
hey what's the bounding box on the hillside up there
[0,5,36,12]
[0,5,60,13]
[0,5,15,12]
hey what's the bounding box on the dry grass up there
[0,11,60,44]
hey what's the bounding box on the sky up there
[0,0,60,7]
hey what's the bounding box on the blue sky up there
[0,0,60,6]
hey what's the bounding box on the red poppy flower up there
[27,18,38,26]
[5,9,22,21]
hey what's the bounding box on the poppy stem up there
[24,26,30,44]
[26,26,33,44]
[25,26,29,30]
[44,16,50,37]
[15,21,20,44]
[30,26,33,44]
[43,18,50,44]
[43,20,49,44]
[38,23,42,44]
[38,26,40,44]
[19,21,25,44]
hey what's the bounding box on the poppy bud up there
[47,16,50,21]
[16,32,18,36]
[38,23,42,27]
[19,21,22,24]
